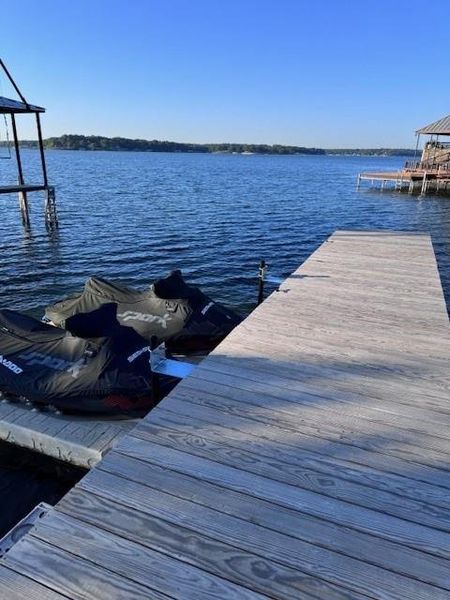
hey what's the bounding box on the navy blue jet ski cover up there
[0,309,166,414]
[45,270,241,353]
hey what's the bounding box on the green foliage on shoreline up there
[12,134,325,155]
[1,134,415,156]
[326,148,416,156]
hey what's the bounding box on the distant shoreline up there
[0,134,416,157]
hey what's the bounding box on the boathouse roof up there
[416,114,450,136]
[0,95,45,114]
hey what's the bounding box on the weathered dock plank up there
[116,434,450,561]
[131,409,450,528]
[0,565,69,600]
[1,230,449,599]
[4,536,171,600]
[29,512,269,600]
[87,455,450,589]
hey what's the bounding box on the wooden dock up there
[357,169,450,194]
[0,402,136,468]
[1,230,449,599]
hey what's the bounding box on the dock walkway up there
[1,230,449,599]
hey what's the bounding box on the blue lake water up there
[0,149,449,536]
[1,150,449,316]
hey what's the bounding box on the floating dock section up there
[0,402,136,468]
[0,230,449,599]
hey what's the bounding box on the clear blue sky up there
[1,0,449,147]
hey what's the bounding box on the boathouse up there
[0,58,57,227]
[358,114,450,194]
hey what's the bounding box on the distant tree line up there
[325,148,416,156]
[206,143,325,155]
[0,135,415,156]
[5,134,324,155]
[43,135,209,153]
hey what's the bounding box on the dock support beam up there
[44,186,57,228]
[10,114,30,228]
[421,172,428,195]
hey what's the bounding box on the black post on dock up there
[257,259,266,306]
[150,336,160,405]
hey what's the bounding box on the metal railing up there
[424,141,450,149]
[404,160,450,174]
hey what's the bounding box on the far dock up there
[358,164,450,194]
[0,230,449,599]
[358,114,450,194]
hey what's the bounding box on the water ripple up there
[0,150,449,316]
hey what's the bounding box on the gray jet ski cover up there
[45,270,242,353]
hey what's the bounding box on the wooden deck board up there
[140,405,450,511]
[151,399,450,509]
[188,363,450,445]
[0,565,70,600]
[56,490,325,600]
[87,456,450,589]
[196,351,450,428]
[176,379,450,491]
[30,511,270,600]
[233,322,450,390]
[172,376,450,472]
[55,481,444,600]
[127,419,450,532]
[116,435,450,560]
[1,230,449,599]
[4,536,171,600]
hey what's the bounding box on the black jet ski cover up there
[0,309,167,414]
[45,271,242,353]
